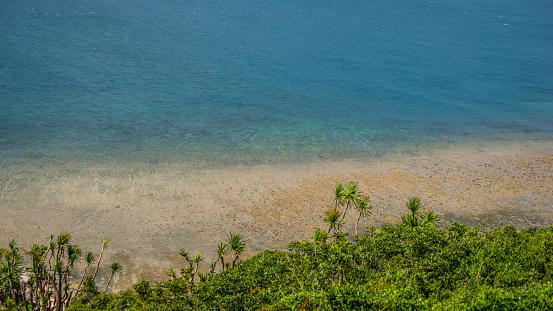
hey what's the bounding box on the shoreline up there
[1,140,553,290]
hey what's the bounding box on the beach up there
[1,140,552,290]
[2,0,552,299]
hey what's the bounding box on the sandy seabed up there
[1,140,553,291]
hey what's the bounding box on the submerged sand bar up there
[1,140,552,290]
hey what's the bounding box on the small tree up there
[211,243,228,274]
[354,196,372,236]
[333,183,346,210]
[337,182,360,226]
[0,240,23,308]
[226,232,245,268]
[91,238,110,281]
[324,209,342,234]
[0,234,115,310]
[104,262,122,293]
[325,182,371,235]
[401,197,439,228]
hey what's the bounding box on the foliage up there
[0,240,23,308]
[59,223,553,310]
[227,232,246,269]
[354,196,372,236]
[4,182,552,310]
[323,209,342,233]
[402,197,440,228]
[0,233,120,310]
[330,182,371,236]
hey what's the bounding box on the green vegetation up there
[2,182,552,310]
[0,234,117,310]
[326,182,373,236]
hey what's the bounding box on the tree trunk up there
[104,273,114,293]
[92,243,107,281]
[57,272,63,311]
[355,213,361,236]
[338,202,351,225]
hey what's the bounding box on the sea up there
[1,0,552,166]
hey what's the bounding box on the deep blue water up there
[1,0,552,164]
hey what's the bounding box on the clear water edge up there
[1,0,552,168]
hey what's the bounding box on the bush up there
[72,222,550,310]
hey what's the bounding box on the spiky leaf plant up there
[354,196,372,236]
[165,267,177,279]
[406,197,424,218]
[337,182,361,226]
[421,210,440,228]
[215,242,228,272]
[104,261,122,293]
[313,228,329,244]
[226,232,246,268]
[402,197,439,228]
[334,183,346,209]
[324,209,342,234]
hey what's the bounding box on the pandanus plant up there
[191,253,202,282]
[401,197,440,228]
[227,232,245,269]
[74,252,95,298]
[340,182,361,223]
[333,183,346,210]
[354,196,372,236]
[325,182,368,235]
[169,233,246,290]
[1,233,118,311]
[324,209,342,234]
[0,240,23,309]
[210,242,228,274]
[104,262,122,293]
[177,249,193,281]
[176,249,203,285]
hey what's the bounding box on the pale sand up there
[1,140,552,290]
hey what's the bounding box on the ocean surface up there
[1,0,552,165]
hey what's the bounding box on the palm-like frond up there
[92,237,110,281]
[402,214,419,228]
[227,232,246,268]
[29,244,47,262]
[56,232,71,247]
[324,209,342,233]
[110,261,122,274]
[355,196,372,217]
[193,253,202,264]
[104,261,122,293]
[334,183,346,208]
[344,182,360,205]
[313,228,328,243]
[85,251,95,265]
[67,244,82,266]
[227,232,245,256]
[217,242,228,257]
[354,196,373,236]
[402,197,439,228]
[421,211,440,228]
[1,240,23,300]
[179,249,190,261]
[335,182,361,226]
[406,197,424,216]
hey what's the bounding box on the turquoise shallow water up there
[1,0,552,165]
